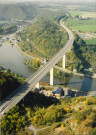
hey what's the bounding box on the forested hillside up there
[18,18,68,58]
[66,34,96,73]
[1,92,96,135]
[0,70,25,101]
[0,25,17,35]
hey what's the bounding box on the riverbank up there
[55,66,96,79]
[0,31,96,92]
[5,40,13,47]
[14,40,46,65]
[13,22,96,80]
[14,41,35,60]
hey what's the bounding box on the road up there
[0,19,74,118]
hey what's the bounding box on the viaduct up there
[0,19,74,118]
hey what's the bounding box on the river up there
[0,42,96,91]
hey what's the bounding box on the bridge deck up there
[0,19,74,118]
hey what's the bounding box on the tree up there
[75,15,79,19]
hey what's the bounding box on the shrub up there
[87,112,96,121]
[61,123,66,128]
[83,98,96,105]
[74,112,86,123]
[86,121,95,128]
[75,97,86,104]
[91,128,96,135]
[64,107,71,113]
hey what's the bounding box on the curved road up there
[0,19,74,118]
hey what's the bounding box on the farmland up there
[69,11,96,19]
[67,18,96,33]
[71,25,96,33]
[68,11,84,18]
[81,12,96,19]
[84,38,96,45]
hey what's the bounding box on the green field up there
[84,38,96,45]
[71,25,96,32]
[0,21,9,24]
[49,8,61,12]
[68,11,84,18]
[69,11,96,19]
[67,18,96,32]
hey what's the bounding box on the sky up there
[0,0,96,3]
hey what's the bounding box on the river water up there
[0,42,96,91]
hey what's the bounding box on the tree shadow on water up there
[80,75,93,92]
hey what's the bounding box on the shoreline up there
[14,42,35,60]
[56,66,96,79]
[15,42,96,79]
[13,24,96,80]
[14,41,45,64]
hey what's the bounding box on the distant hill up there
[0,4,37,21]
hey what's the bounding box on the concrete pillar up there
[0,118,1,135]
[23,97,24,101]
[62,54,65,69]
[50,68,53,85]
[36,82,40,89]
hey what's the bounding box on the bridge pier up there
[36,82,40,89]
[50,67,53,85]
[62,54,66,69]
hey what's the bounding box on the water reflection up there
[55,72,73,85]
[0,42,96,91]
[80,76,93,92]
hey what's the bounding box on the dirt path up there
[28,117,72,135]
[28,124,51,135]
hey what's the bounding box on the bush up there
[83,98,96,105]
[74,112,86,123]
[91,128,96,135]
[75,97,86,104]
[87,112,96,121]
[86,121,96,128]
[61,123,66,128]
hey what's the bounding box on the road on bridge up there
[0,19,74,118]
